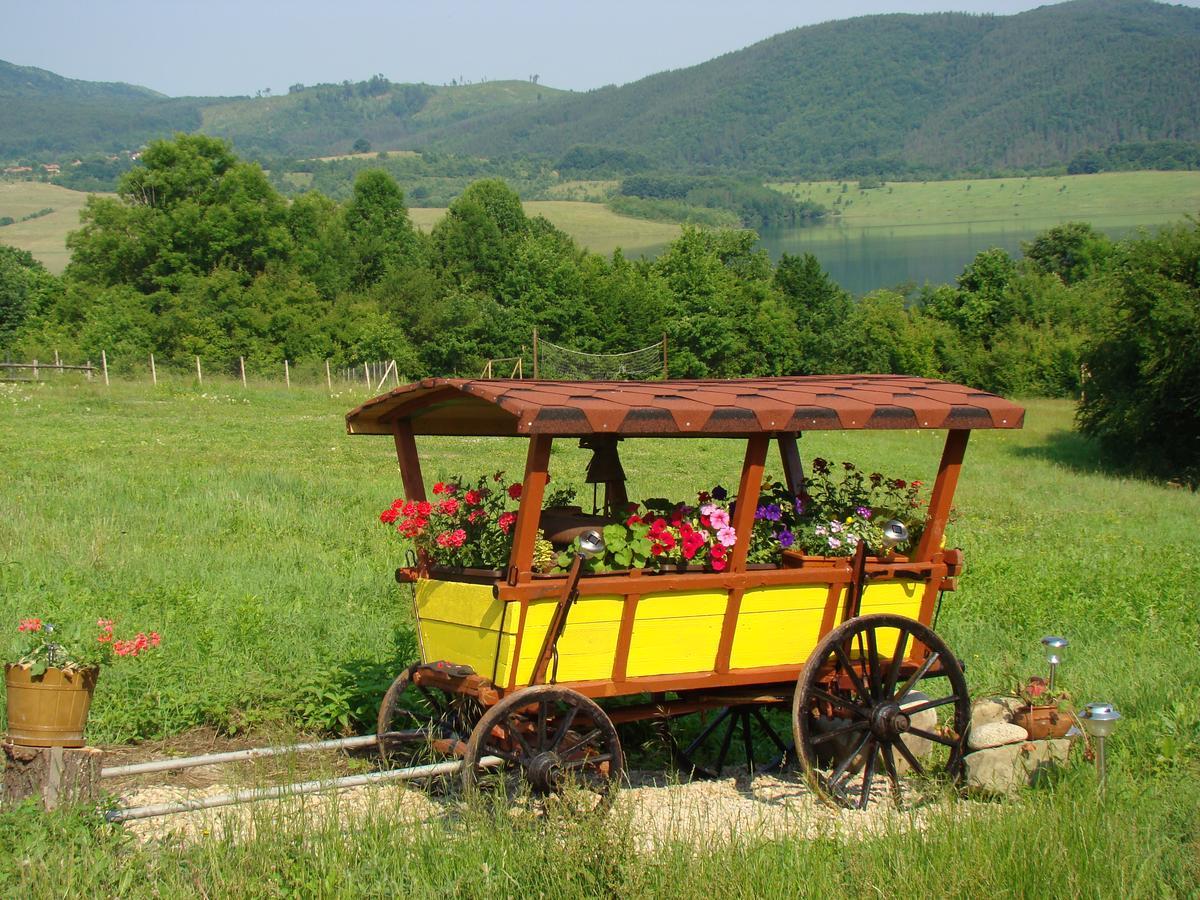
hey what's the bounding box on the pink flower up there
[716,526,737,547]
[18,618,42,633]
[497,511,517,534]
[709,508,730,530]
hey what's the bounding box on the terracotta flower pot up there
[4,663,99,748]
[1012,703,1073,740]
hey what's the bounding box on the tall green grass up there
[1,377,1198,894]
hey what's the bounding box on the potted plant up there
[381,473,572,577]
[1012,675,1074,739]
[5,617,160,747]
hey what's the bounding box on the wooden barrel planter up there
[4,664,98,748]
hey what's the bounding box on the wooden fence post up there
[32,358,38,379]
[240,356,247,388]
[101,350,109,386]
[325,359,332,391]
[195,356,203,385]
[86,359,92,381]
[285,359,291,389]
[363,362,370,390]
[54,349,61,374]
[149,354,157,386]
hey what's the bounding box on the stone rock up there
[970,696,1024,730]
[968,722,1029,750]
[895,692,939,775]
[964,738,1072,795]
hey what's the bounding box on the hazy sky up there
[3,0,1196,97]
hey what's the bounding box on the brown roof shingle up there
[345,376,1025,437]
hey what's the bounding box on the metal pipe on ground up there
[101,733,412,779]
[104,755,504,822]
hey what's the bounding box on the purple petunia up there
[828,537,842,549]
[829,520,843,533]
[711,485,728,501]
[815,525,828,537]
[778,530,795,549]
[855,506,872,519]
[764,504,782,521]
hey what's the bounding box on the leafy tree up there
[1078,220,1200,485]
[1022,222,1113,285]
[0,246,61,346]
[342,169,421,287]
[67,134,292,292]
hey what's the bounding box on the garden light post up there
[1041,635,1068,692]
[1078,702,1121,792]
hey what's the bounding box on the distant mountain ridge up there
[415,0,1200,175]
[2,0,1198,176]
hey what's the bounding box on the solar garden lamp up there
[1078,702,1121,791]
[880,519,909,550]
[1041,635,1068,692]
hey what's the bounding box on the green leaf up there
[31,659,48,677]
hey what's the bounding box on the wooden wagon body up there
[347,375,1023,805]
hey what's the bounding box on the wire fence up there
[0,352,405,394]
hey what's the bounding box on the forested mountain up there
[0,60,211,157]
[2,0,1197,175]
[0,62,563,161]
[415,0,1200,176]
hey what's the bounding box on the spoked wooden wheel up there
[461,685,624,810]
[376,664,480,779]
[793,614,970,809]
[662,703,793,779]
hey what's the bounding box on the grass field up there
[0,182,103,273]
[1,377,1198,894]
[771,171,1200,228]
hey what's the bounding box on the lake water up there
[638,213,1173,296]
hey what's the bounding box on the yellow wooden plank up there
[729,584,831,669]
[415,579,505,630]
[496,619,622,685]
[419,619,503,675]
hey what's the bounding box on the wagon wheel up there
[461,685,624,810]
[793,614,970,809]
[661,703,794,780]
[376,663,481,781]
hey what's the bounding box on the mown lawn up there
[771,171,1200,229]
[1,377,1197,896]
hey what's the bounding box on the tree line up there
[1,134,1195,482]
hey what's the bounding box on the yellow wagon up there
[346,375,1023,807]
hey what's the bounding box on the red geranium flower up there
[416,501,432,517]
[432,482,446,495]
[507,483,522,500]
[438,498,460,516]
[380,508,399,524]
[497,511,517,534]
[465,490,483,506]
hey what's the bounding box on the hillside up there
[0,63,566,161]
[411,0,1200,176]
[199,79,566,158]
[0,60,210,157]
[2,1,1197,175]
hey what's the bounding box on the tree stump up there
[2,741,103,809]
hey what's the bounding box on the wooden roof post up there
[729,434,770,572]
[507,434,553,584]
[391,419,426,501]
[778,433,805,500]
[915,428,970,561]
[715,434,770,672]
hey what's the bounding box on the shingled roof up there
[345,376,1024,438]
